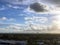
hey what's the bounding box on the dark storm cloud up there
[41,0,60,6]
[30,2,47,12]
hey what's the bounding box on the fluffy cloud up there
[0,17,15,21]
[0,17,7,20]
[24,16,52,32]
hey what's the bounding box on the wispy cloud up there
[4,0,31,5]
[7,4,20,9]
[0,24,21,33]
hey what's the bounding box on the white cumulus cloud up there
[0,17,7,20]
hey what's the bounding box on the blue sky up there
[0,1,51,24]
[0,0,60,33]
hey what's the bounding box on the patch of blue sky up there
[0,24,10,28]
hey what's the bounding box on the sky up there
[0,0,60,33]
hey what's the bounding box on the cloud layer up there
[1,23,60,33]
[0,23,53,33]
[41,0,60,7]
